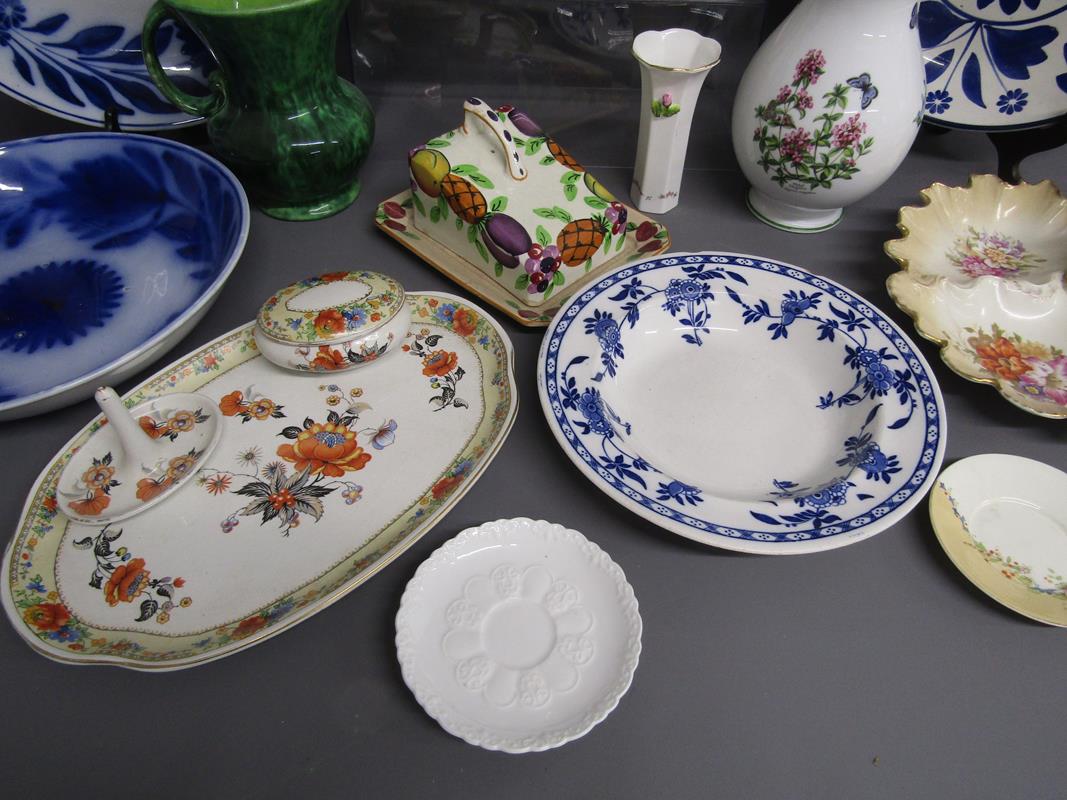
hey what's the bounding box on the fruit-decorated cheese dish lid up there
[405,98,666,309]
[255,271,406,345]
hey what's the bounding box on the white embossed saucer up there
[395,518,642,753]
[931,455,1067,627]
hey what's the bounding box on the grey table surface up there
[0,86,1065,800]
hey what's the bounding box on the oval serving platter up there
[538,252,947,555]
[2,292,517,670]
[0,0,212,129]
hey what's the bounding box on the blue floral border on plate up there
[541,254,944,545]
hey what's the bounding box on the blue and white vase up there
[731,0,925,233]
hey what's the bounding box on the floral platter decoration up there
[885,175,1067,418]
[1,292,518,669]
[538,251,946,555]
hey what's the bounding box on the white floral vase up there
[631,29,722,214]
[731,0,925,233]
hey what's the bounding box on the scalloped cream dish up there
[885,176,1067,418]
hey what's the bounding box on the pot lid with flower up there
[255,271,406,346]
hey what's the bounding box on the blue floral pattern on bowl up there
[538,253,946,554]
[0,132,248,420]
[919,0,1067,129]
[0,1,212,129]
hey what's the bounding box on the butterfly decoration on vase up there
[847,73,879,109]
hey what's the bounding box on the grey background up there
[1,57,1066,799]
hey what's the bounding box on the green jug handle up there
[141,1,224,118]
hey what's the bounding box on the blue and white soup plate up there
[0,132,249,421]
[537,252,947,554]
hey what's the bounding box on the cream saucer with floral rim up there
[931,454,1067,627]
[395,518,642,752]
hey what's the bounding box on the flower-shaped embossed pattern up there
[443,564,595,708]
[395,518,642,753]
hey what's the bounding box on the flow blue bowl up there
[0,132,249,421]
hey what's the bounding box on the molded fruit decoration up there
[481,214,532,269]
[558,217,608,267]
[441,174,487,224]
[410,148,450,197]
[584,173,616,203]
[730,0,924,233]
[403,97,672,307]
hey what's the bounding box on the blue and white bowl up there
[0,0,213,129]
[537,252,948,555]
[0,132,249,421]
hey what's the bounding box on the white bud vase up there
[731,0,925,233]
[631,29,721,214]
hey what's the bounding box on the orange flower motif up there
[422,350,459,377]
[276,421,372,478]
[319,271,349,282]
[975,337,1030,381]
[81,463,116,491]
[166,453,199,483]
[138,416,170,439]
[247,398,277,419]
[314,308,346,337]
[23,602,71,632]
[453,308,478,337]
[431,474,464,500]
[42,495,58,514]
[69,491,111,516]
[311,345,347,371]
[136,477,172,502]
[370,312,382,322]
[104,558,151,606]
[168,410,198,433]
[219,390,248,417]
[204,473,231,495]
[232,614,268,639]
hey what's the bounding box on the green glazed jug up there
[142,0,374,221]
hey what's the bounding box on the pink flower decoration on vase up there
[793,49,826,84]
[831,115,867,148]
